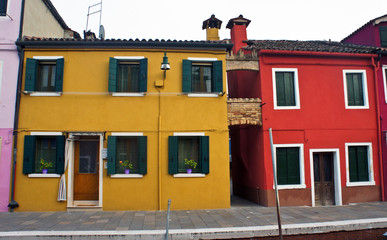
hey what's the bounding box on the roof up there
[342,14,387,42]
[16,37,233,51]
[41,0,69,30]
[244,40,379,54]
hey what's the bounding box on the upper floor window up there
[109,57,147,95]
[380,26,387,48]
[272,68,300,109]
[0,0,7,16]
[343,70,369,109]
[182,58,223,94]
[25,57,64,95]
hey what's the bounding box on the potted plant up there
[39,158,52,174]
[119,159,133,174]
[184,158,198,174]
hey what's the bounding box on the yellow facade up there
[15,43,231,211]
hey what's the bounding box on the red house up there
[341,14,387,201]
[227,15,383,207]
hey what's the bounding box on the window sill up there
[277,184,306,189]
[274,106,300,110]
[173,173,206,178]
[29,92,62,97]
[111,93,145,97]
[187,93,219,98]
[28,173,61,178]
[346,180,375,187]
[345,106,370,109]
[110,174,143,178]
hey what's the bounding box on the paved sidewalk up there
[0,199,387,239]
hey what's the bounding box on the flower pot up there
[124,169,130,174]
[42,169,48,174]
[187,169,192,174]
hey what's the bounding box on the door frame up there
[309,149,342,207]
[67,132,104,208]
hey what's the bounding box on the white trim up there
[0,0,11,19]
[345,142,375,186]
[29,92,62,97]
[73,200,99,206]
[173,132,205,136]
[111,92,145,97]
[111,132,143,136]
[114,56,145,60]
[343,70,369,109]
[0,61,3,98]
[28,174,61,178]
[32,56,64,60]
[273,143,305,189]
[187,93,219,98]
[309,149,342,207]
[187,57,217,61]
[30,132,62,136]
[272,68,300,110]
[110,174,143,178]
[382,65,387,103]
[173,173,206,178]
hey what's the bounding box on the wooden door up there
[313,153,335,206]
[74,137,99,201]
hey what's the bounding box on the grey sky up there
[50,0,387,42]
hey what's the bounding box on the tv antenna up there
[85,1,104,38]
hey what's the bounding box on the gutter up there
[258,49,377,58]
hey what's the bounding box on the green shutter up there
[182,60,192,93]
[346,73,355,106]
[108,57,118,92]
[284,72,295,106]
[25,58,38,92]
[287,147,300,184]
[138,136,147,175]
[200,136,210,174]
[276,148,287,185]
[349,146,358,182]
[168,136,178,174]
[23,135,36,174]
[347,73,364,106]
[139,58,148,92]
[275,72,286,106]
[0,0,7,15]
[55,135,65,174]
[357,146,369,181]
[380,26,387,47]
[55,58,64,92]
[213,61,223,93]
[107,136,117,175]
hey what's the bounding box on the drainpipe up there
[372,55,385,201]
[8,0,26,212]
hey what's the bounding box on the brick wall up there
[227,98,262,126]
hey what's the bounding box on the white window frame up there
[187,57,220,98]
[273,143,305,189]
[27,132,63,178]
[272,68,300,110]
[345,142,375,187]
[0,0,10,19]
[382,65,387,103]
[343,70,369,109]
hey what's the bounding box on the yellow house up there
[14,37,233,211]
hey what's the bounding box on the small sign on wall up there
[102,148,108,159]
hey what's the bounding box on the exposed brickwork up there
[227,98,262,126]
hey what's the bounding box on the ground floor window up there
[346,143,374,186]
[274,144,305,188]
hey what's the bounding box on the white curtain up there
[58,138,72,201]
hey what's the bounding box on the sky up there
[50,0,387,42]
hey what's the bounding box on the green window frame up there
[276,147,301,185]
[182,60,223,93]
[380,26,387,48]
[346,73,364,106]
[168,135,209,174]
[348,146,370,182]
[109,57,148,93]
[25,58,64,92]
[23,135,65,174]
[107,136,147,175]
[0,0,7,16]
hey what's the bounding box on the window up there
[0,0,7,16]
[24,57,64,93]
[274,144,305,189]
[109,57,147,94]
[272,68,300,109]
[168,134,209,175]
[23,135,65,174]
[107,135,147,175]
[343,70,369,109]
[380,26,387,48]
[346,143,375,186]
[182,59,223,94]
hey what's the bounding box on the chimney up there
[202,14,222,41]
[226,15,251,54]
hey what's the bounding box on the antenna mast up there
[85,1,103,35]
